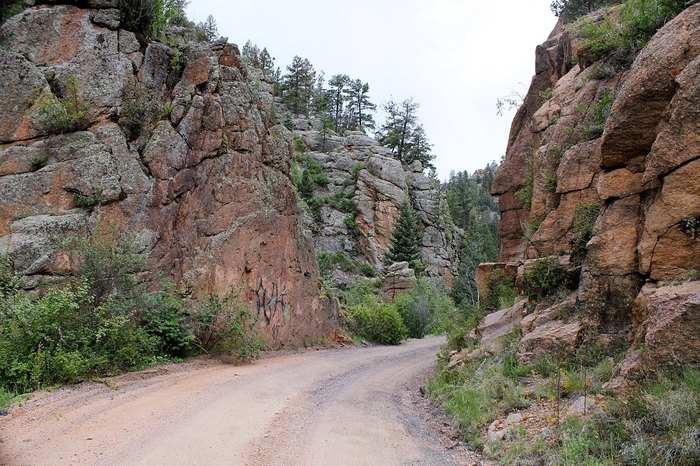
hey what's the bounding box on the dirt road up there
[0,336,475,465]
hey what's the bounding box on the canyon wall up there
[0,2,336,348]
[488,5,700,382]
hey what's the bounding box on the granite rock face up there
[486,5,700,378]
[0,4,336,348]
[299,129,459,289]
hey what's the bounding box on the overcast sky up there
[187,1,557,180]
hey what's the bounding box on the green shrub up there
[119,77,148,140]
[317,252,355,278]
[283,113,294,131]
[584,89,614,139]
[293,133,306,153]
[0,282,156,392]
[486,269,516,311]
[73,190,101,210]
[551,0,620,22]
[572,202,602,265]
[118,0,168,37]
[516,153,535,208]
[393,279,460,339]
[577,0,688,69]
[188,292,265,361]
[522,257,567,301]
[539,86,554,102]
[32,76,89,135]
[348,299,407,345]
[0,0,25,24]
[343,278,380,307]
[141,286,193,357]
[351,163,363,181]
[0,255,20,300]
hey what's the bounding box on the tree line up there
[241,42,436,172]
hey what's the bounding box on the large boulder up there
[383,262,417,301]
[477,300,527,352]
[518,319,582,364]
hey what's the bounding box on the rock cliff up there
[487,5,700,382]
[295,127,459,289]
[0,2,336,348]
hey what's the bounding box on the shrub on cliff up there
[522,257,568,301]
[32,76,89,135]
[576,0,690,67]
[551,0,621,22]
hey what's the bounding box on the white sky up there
[187,1,557,180]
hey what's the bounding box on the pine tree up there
[378,98,436,171]
[298,169,315,202]
[404,124,435,170]
[198,14,218,42]
[259,48,275,76]
[327,74,351,133]
[241,40,260,67]
[385,201,423,275]
[378,98,419,162]
[343,79,376,133]
[282,56,316,116]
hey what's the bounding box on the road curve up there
[0,336,473,466]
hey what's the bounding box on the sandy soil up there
[0,336,477,466]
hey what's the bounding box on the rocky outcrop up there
[0,4,335,347]
[488,5,700,378]
[383,261,417,301]
[299,128,459,288]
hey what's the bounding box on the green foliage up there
[317,253,375,280]
[576,0,688,69]
[445,166,499,308]
[119,0,160,36]
[141,285,193,357]
[351,163,363,181]
[516,153,535,208]
[293,133,306,153]
[427,338,531,449]
[298,169,315,202]
[584,89,614,139]
[544,145,564,192]
[32,76,89,135]
[550,0,620,22]
[393,279,459,339]
[444,304,483,351]
[118,0,189,38]
[486,269,516,311]
[0,0,25,24]
[539,86,554,102]
[0,282,157,392]
[0,255,20,300]
[283,112,294,131]
[346,296,407,345]
[282,56,316,116]
[522,257,568,301]
[197,14,218,42]
[571,202,602,264]
[378,98,434,171]
[188,292,265,361]
[0,233,265,395]
[385,201,423,275]
[119,77,149,140]
[73,190,101,211]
